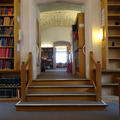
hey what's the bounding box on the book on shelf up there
[0,78,20,87]
[0,38,14,46]
[0,88,20,98]
[0,7,14,15]
[0,17,14,26]
[0,48,13,57]
[0,60,14,69]
[0,27,14,35]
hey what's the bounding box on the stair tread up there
[33,78,89,81]
[29,85,93,88]
[16,100,107,106]
[26,91,96,96]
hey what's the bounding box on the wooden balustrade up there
[89,51,101,101]
[21,52,33,102]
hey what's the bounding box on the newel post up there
[21,62,26,102]
[28,52,33,85]
[96,61,102,101]
[89,51,93,84]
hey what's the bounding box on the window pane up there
[56,51,67,63]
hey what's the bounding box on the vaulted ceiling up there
[40,10,80,31]
[39,3,84,31]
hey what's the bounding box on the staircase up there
[16,78,107,111]
[15,52,107,111]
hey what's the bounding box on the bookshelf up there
[0,71,20,100]
[72,13,85,78]
[41,48,54,69]
[101,0,120,70]
[0,0,20,71]
[0,0,21,101]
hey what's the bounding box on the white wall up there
[21,0,39,79]
[41,27,72,47]
[91,0,102,62]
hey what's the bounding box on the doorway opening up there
[39,3,85,78]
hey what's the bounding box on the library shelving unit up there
[0,0,21,101]
[72,13,85,78]
[41,47,54,69]
[101,0,120,99]
[101,0,120,70]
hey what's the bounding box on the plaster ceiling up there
[40,10,80,31]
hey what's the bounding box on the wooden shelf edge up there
[0,57,14,59]
[101,69,120,73]
[0,15,14,17]
[0,35,14,37]
[0,70,20,73]
[0,97,20,102]
[108,46,120,48]
[108,25,120,27]
[108,14,120,17]
[109,58,120,60]
[0,46,14,48]
[0,25,14,27]
[0,86,21,89]
[108,4,120,6]
[0,4,14,7]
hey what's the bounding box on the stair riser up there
[32,81,90,85]
[26,96,96,101]
[28,88,94,92]
[16,106,106,111]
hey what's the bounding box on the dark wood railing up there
[21,52,33,102]
[89,51,101,101]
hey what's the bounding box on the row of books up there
[73,32,78,40]
[0,60,14,69]
[0,78,20,86]
[0,7,14,15]
[42,48,53,52]
[0,17,14,26]
[0,88,20,98]
[0,27,14,35]
[0,38,14,46]
[72,25,78,31]
[0,48,13,58]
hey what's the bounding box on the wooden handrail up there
[89,51,101,101]
[21,52,33,102]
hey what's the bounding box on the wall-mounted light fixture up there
[99,28,103,40]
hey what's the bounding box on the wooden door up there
[78,13,86,78]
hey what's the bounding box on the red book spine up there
[6,48,9,58]
[1,48,3,57]
[3,48,6,57]
[0,49,1,57]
